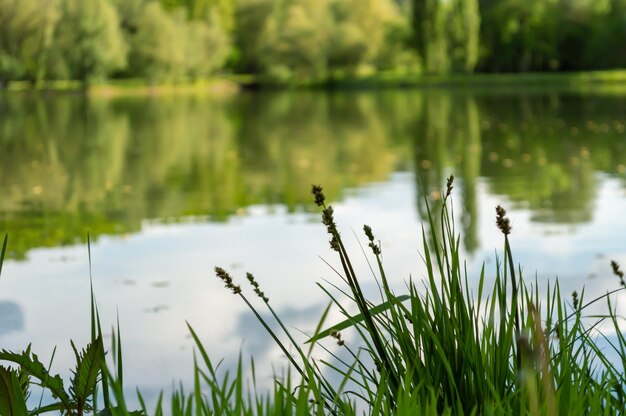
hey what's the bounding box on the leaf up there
[0,366,28,416]
[306,294,411,344]
[70,337,104,407]
[0,348,71,408]
[29,402,66,415]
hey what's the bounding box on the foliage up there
[0,234,142,415]
[129,1,230,82]
[130,2,187,82]
[51,0,127,84]
[0,0,60,86]
[2,0,626,84]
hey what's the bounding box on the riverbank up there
[3,70,626,97]
[238,69,626,90]
[1,78,240,98]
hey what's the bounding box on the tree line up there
[0,0,625,86]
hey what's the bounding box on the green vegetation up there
[1,0,626,87]
[1,180,626,414]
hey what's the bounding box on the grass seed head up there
[322,206,336,230]
[246,272,269,303]
[311,184,326,207]
[495,205,512,235]
[446,174,454,197]
[322,206,340,252]
[572,291,579,310]
[611,260,625,288]
[330,331,344,346]
[215,266,241,295]
[363,225,381,255]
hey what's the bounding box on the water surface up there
[1,88,626,406]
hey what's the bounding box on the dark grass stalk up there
[312,185,400,401]
[87,233,111,411]
[0,234,7,278]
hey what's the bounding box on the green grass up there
[1,78,239,98]
[235,69,626,91]
[1,177,625,414]
[5,70,626,96]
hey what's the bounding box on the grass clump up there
[211,178,626,414]
[1,178,626,414]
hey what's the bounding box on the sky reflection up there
[2,173,626,408]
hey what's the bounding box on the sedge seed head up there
[445,175,454,197]
[495,205,512,235]
[572,291,579,310]
[311,185,326,207]
[363,225,374,242]
[611,260,625,288]
[322,206,335,228]
[363,225,380,255]
[330,331,344,346]
[246,272,269,303]
[611,260,624,278]
[369,241,381,255]
[215,266,241,295]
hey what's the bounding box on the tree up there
[0,0,60,86]
[129,1,229,81]
[184,18,230,78]
[478,0,559,72]
[327,0,406,74]
[410,0,450,74]
[258,0,332,80]
[130,2,186,82]
[232,0,274,73]
[447,0,480,72]
[52,0,127,84]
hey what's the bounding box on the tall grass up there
[211,178,626,414]
[0,177,625,414]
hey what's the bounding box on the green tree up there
[111,0,145,37]
[52,0,127,84]
[258,0,332,80]
[411,0,450,74]
[327,0,406,75]
[130,2,229,81]
[447,0,480,72]
[0,0,60,86]
[232,0,278,73]
[184,18,230,78]
[130,2,186,82]
[608,0,626,67]
[478,0,561,72]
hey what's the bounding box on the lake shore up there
[3,70,626,97]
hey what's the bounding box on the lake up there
[1,88,626,407]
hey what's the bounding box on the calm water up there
[1,88,626,406]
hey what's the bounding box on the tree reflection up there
[1,90,625,259]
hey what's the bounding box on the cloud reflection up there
[0,300,24,336]
[234,302,323,357]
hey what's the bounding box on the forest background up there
[1,0,626,87]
